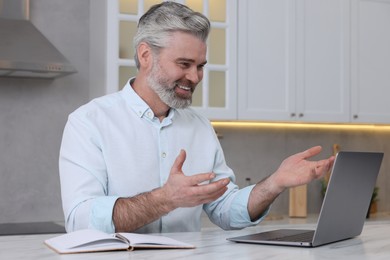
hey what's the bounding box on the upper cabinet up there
[350,0,390,124]
[190,0,238,120]
[238,0,297,121]
[238,0,350,123]
[90,0,237,120]
[238,0,390,124]
[90,0,390,124]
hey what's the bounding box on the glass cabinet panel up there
[209,0,226,22]
[192,81,203,107]
[185,0,203,13]
[144,0,163,11]
[119,21,137,59]
[208,28,226,64]
[107,0,236,119]
[119,0,138,14]
[209,71,226,107]
[119,66,138,89]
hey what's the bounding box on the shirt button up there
[147,111,153,118]
[161,152,166,158]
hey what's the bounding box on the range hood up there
[0,0,77,79]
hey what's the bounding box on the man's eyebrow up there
[176,58,208,65]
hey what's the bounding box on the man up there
[59,2,334,234]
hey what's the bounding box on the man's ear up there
[137,42,153,70]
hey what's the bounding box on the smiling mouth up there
[174,84,194,100]
[177,85,192,92]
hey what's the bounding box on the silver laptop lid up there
[312,151,383,247]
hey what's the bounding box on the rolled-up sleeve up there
[59,112,115,233]
[89,196,119,233]
[229,185,270,228]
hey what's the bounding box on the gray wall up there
[0,1,389,225]
[0,0,89,223]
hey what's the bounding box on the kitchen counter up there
[1,220,390,259]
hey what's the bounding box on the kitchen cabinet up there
[350,0,390,124]
[90,0,238,120]
[90,0,390,124]
[189,0,238,120]
[238,0,350,122]
[238,0,390,124]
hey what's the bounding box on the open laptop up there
[227,151,384,247]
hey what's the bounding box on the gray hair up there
[133,1,210,69]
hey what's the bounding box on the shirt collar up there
[121,78,176,122]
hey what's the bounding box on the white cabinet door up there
[295,0,350,123]
[238,0,296,121]
[351,0,390,124]
[238,0,350,122]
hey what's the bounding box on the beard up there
[147,60,195,109]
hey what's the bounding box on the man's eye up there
[198,64,205,70]
[179,63,190,68]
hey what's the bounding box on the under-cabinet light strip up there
[211,121,390,131]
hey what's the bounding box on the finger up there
[188,172,217,186]
[199,185,228,203]
[190,178,230,202]
[171,149,186,175]
[195,178,230,192]
[300,146,322,159]
[312,158,334,178]
[319,156,335,170]
[325,157,335,171]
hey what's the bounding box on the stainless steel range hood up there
[0,0,77,79]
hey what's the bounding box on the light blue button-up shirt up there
[59,79,266,234]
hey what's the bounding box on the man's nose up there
[186,66,201,84]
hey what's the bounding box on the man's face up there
[147,31,207,109]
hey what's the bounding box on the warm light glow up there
[211,121,390,132]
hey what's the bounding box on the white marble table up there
[1,221,390,260]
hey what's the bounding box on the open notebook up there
[227,151,384,247]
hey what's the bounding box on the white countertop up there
[1,219,390,259]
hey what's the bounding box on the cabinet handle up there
[290,113,296,117]
[299,113,304,117]
[353,115,358,119]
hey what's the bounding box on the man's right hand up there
[113,149,229,232]
[160,149,230,211]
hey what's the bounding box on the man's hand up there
[268,146,335,193]
[161,149,230,211]
[113,149,229,232]
[248,146,335,221]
